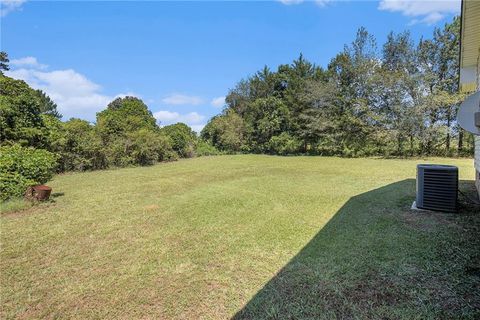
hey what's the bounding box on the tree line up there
[0,60,217,200]
[201,17,474,157]
[0,17,474,200]
[0,73,217,168]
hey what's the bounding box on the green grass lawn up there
[1,155,479,319]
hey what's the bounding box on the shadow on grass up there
[233,179,480,319]
[51,192,65,198]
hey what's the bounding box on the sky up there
[1,0,461,132]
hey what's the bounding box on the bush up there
[161,123,197,158]
[195,140,221,156]
[52,118,108,172]
[268,133,302,155]
[0,144,57,201]
[104,130,176,167]
[201,111,246,152]
[0,172,33,202]
[126,129,176,165]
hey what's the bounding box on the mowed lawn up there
[1,155,479,319]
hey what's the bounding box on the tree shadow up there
[233,179,480,319]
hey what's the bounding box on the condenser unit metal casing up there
[416,164,458,213]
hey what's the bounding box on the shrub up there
[161,123,197,158]
[268,133,302,155]
[201,110,246,152]
[195,140,221,156]
[53,118,108,172]
[0,144,57,201]
[126,129,175,165]
[104,130,176,167]
[0,172,33,202]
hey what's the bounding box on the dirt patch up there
[401,210,460,232]
[345,274,406,308]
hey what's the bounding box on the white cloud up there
[153,110,205,124]
[153,110,180,122]
[1,0,26,17]
[161,94,204,106]
[153,110,206,133]
[378,0,460,25]
[190,124,206,133]
[5,58,132,121]
[211,96,226,108]
[10,56,47,69]
[6,56,206,131]
[181,112,205,124]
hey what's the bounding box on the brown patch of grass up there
[401,210,461,232]
[345,273,406,308]
[144,204,160,211]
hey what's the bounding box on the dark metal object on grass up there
[416,164,458,213]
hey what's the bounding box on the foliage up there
[268,132,302,155]
[0,51,9,74]
[105,129,175,167]
[0,16,472,202]
[0,144,57,201]
[51,117,176,169]
[0,75,49,148]
[0,77,196,181]
[203,17,472,157]
[96,96,157,141]
[50,118,108,172]
[195,140,222,156]
[0,75,62,149]
[36,90,62,119]
[201,110,247,152]
[160,123,197,158]
[0,172,33,202]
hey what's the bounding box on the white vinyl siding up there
[461,1,480,194]
[476,136,480,193]
[476,54,480,194]
[476,137,480,172]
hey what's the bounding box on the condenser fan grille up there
[416,165,458,212]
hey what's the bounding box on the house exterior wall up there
[473,49,480,196]
[476,136,479,195]
[476,137,479,193]
[460,1,480,196]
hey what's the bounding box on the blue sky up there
[1,0,460,132]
